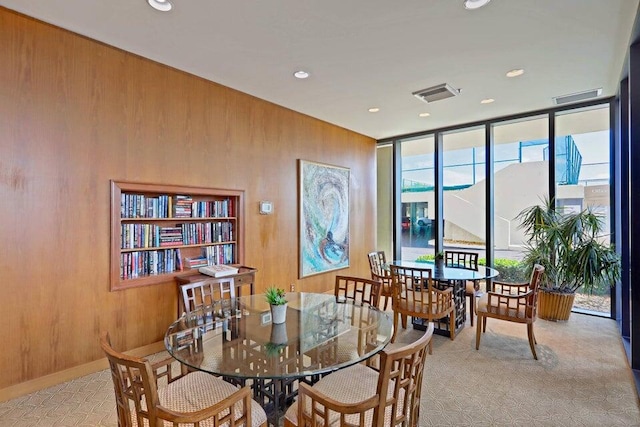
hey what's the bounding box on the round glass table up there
[389,259,499,282]
[165,292,393,425]
[388,260,499,337]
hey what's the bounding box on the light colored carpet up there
[0,314,639,426]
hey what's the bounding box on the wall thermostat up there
[259,201,273,215]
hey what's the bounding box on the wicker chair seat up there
[396,293,451,315]
[284,363,402,427]
[153,371,267,426]
[477,293,529,321]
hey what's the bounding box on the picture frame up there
[298,160,350,278]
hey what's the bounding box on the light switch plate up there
[259,201,273,214]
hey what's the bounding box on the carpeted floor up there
[0,314,639,426]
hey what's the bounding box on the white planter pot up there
[271,303,288,324]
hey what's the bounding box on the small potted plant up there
[265,286,288,324]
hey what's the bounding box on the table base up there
[252,377,296,426]
[412,279,467,337]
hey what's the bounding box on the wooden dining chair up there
[444,250,480,326]
[180,276,235,314]
[475,264,545,359]
[367,251,393,310]
[390,264,455,350]
[100,331,267,427]
[334,275,382,308]
[283,323,433,427]
[333,276,384,368]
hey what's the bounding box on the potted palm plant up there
[517,197,621,321]
[265,286,288,324]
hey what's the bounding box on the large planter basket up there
[538,289,575,321]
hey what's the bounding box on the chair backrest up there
[334,275,382,308]
[296,324,433,427]
[444,250,479,271]
[181,277,235,314]
[376,323,434,427]
[390,264,454,322]
[367,251,389,280]
[389,264,434,306]
[527,264,545,319]
[100,332,160,427]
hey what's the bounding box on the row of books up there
[181,222,233,245]
[203,244,235,266]
[120,248,182,280]
[192,199,234,218]
[120,222,234,249]
[121,194,173,219]
[119,245,236,280]
[121,193,234,219]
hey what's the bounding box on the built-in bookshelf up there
[110,180,244,291]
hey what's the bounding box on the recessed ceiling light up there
[147,0,172,12]
[463,0,491,10]
[368,108,380,113]
[293,70,310,79]
[506,69,525,78]
[418,112,431,117]
[480,98,495,104]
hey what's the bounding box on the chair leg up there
[401,313,407,329]
[482,316,487,333]
[527,323,538,360]
[392,310,399,343]
[475,314,482,350]
[383,294,390,311]
[449,309,456,341]
[468,294,475,326]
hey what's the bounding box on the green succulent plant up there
[265,286,287,305]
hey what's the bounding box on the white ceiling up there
[2,0,638,140]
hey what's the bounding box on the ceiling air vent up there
[412,83,460,104]
[552,88,602,105]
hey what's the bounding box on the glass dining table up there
[164,292,393,426]
[388,260,499,337]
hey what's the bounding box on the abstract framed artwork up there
[298,160,350,278]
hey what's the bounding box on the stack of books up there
[173,195,193,218]
[159,226,183,246]
[185,256,208,269]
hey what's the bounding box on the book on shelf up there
[199,264,239,278]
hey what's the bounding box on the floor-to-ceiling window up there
[399,136,435,261]
[492,115,549,281]
[555,104,612,315]
[442,126,486,261]
[378,100,615,315]
[376,144,394,258]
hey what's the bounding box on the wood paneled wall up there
[0,7,376,393]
